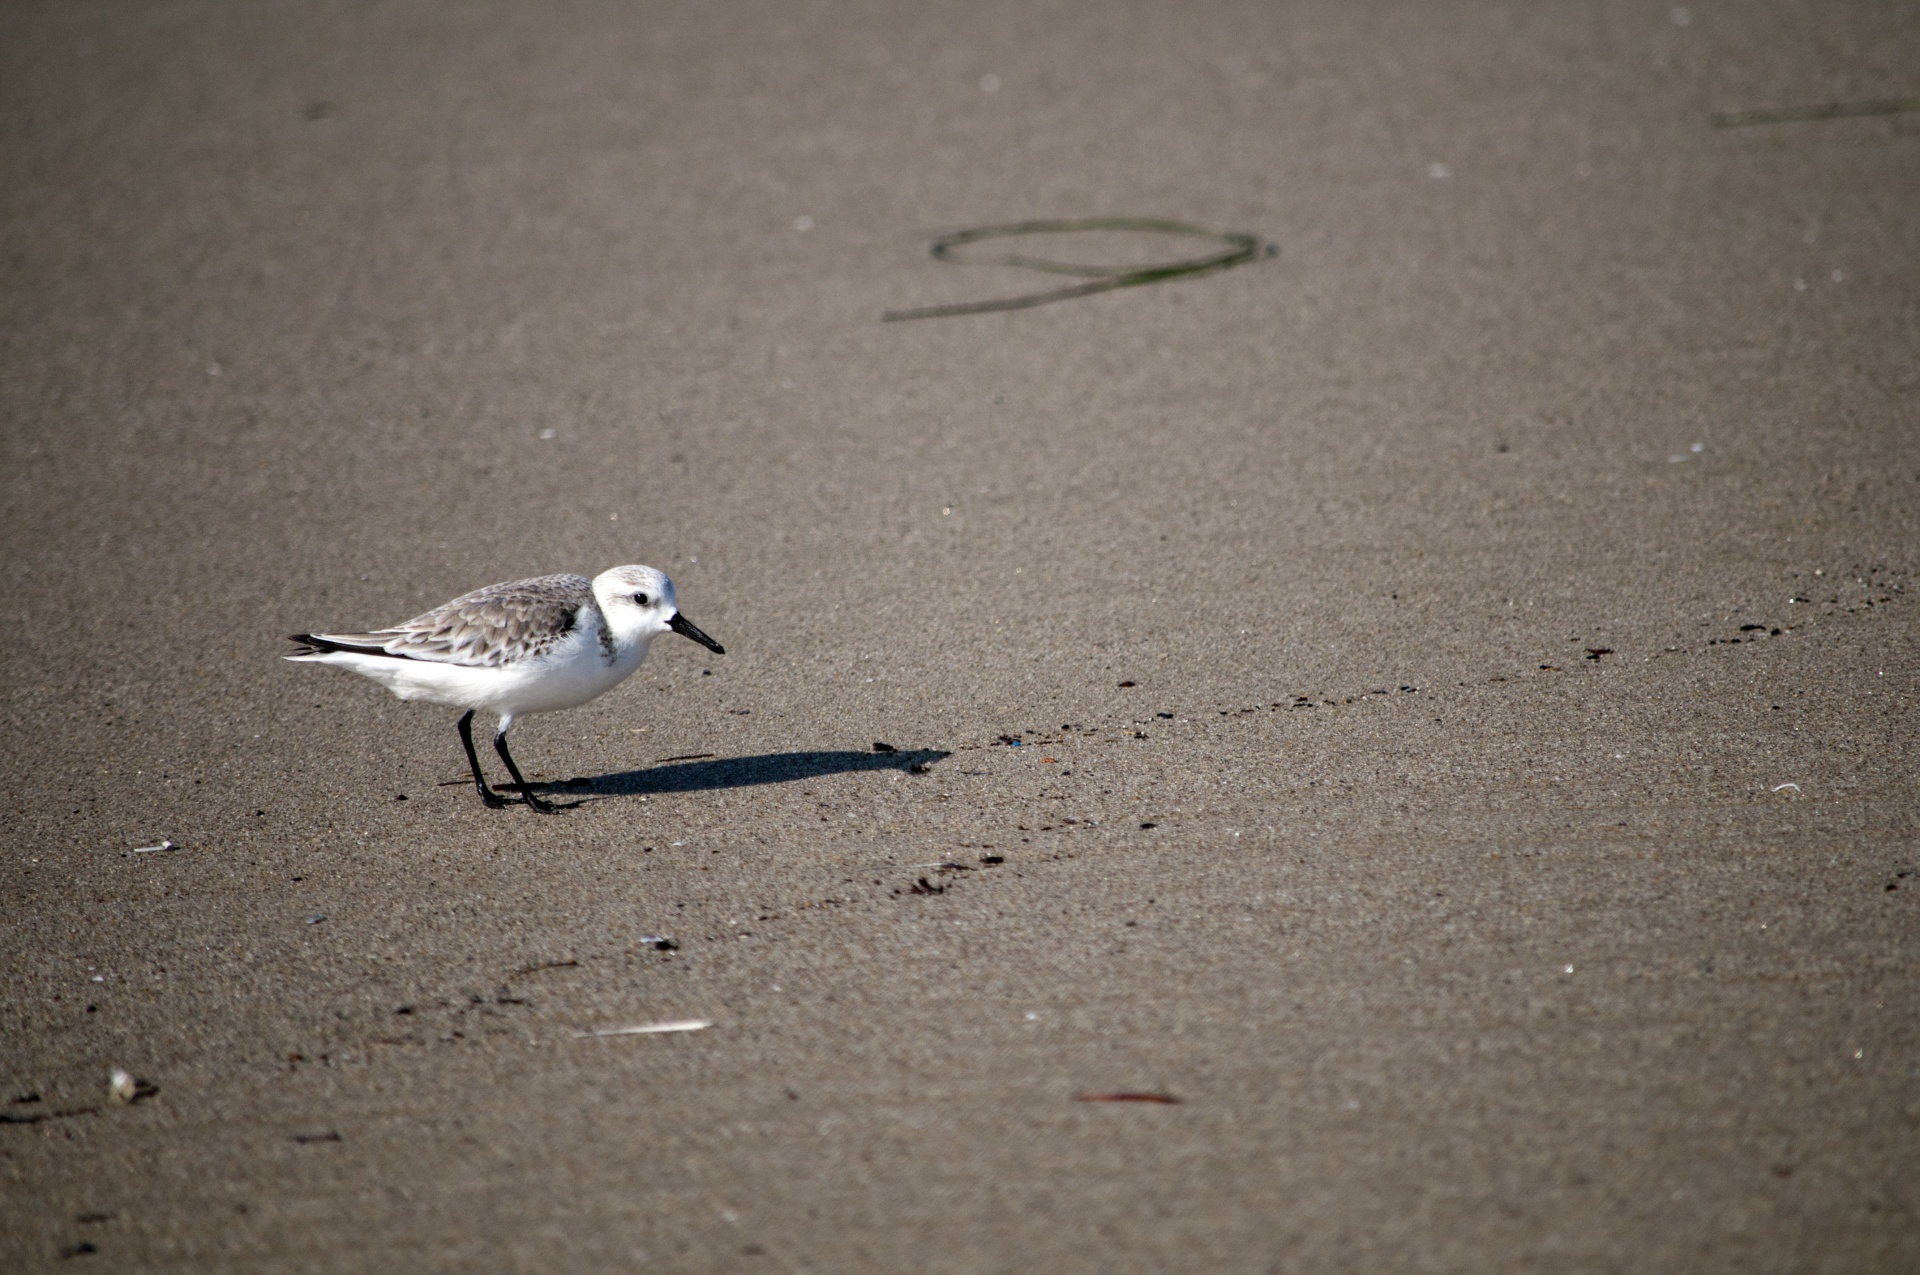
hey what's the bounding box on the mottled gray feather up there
[313,574,601,668]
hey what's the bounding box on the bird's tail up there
[286,633,394,660]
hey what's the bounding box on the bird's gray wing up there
[311,574,597,667]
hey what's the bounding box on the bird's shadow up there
[536,748,950,799]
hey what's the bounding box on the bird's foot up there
[498,782,567,813]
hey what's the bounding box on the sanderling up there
[288,565,723,811]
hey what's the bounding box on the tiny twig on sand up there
[1710,97,1920,128]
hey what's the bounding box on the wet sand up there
[3,1,1917,1269]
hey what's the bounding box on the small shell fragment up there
[573,1019,712,1038]
[108,1070,157,1104]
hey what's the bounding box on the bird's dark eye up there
[634,592,650,606]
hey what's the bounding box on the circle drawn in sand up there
[882,217,1268,322]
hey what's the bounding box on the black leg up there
[493,729,557,812]
[457,711,509,808]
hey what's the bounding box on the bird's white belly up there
[479,647,639,716]
[325,632,647,721]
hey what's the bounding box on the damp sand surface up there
[3,2,1918,1270]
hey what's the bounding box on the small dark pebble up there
[908,761,932,774]
[292,1131,342,1145]
[1156,712,1173,719]
[61,1242,98,1259]
[650,938,678,951]
[1140,822,1158,830]
[1117,680,1136,687]
[872,741,897,753]
[1585,648,1612,661]
[980,855,1004,865]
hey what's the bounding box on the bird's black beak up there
[668,612,725,654]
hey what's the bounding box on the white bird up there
[287,565,724,811]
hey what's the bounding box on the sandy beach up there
[3,1,1917,1269]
